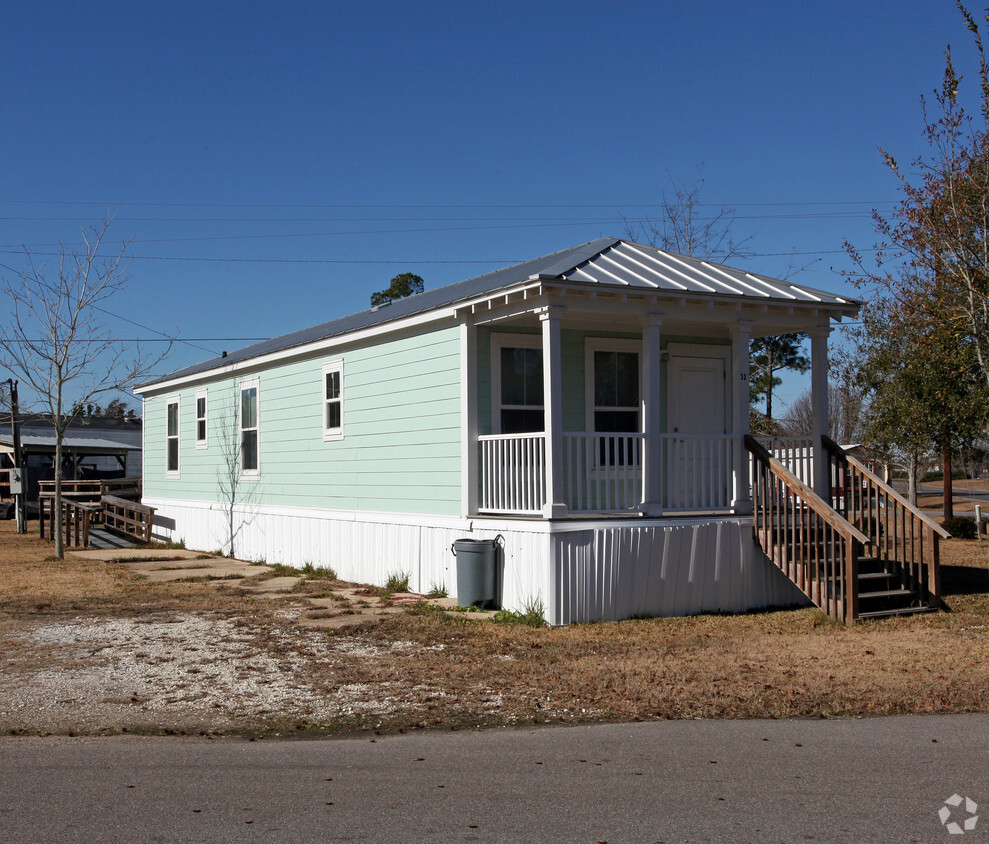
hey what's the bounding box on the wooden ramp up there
[86,528,139,550]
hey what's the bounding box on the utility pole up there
[8,379,25,533]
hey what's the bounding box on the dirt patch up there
[2,521,989,736]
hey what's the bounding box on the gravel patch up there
[0,611,444,734]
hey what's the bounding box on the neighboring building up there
[0,414,142,502]
[135,238,859,624]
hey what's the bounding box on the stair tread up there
[858,588,917,599]
[858,571,895,580]
[858,605,935,619]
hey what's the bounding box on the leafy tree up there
[370,272,424,308]
[844,4,989,513]
[846,3,989,394]
[69,398,135,418]
[749,333,810,421]
[843,285,987,511]
[0,218,169,558]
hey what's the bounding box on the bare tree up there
[211,387,258,558]
[0,218,170,558]
[780,383,866,445]
[623,167,755,262]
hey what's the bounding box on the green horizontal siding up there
[142,325,462,515]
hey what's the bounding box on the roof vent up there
[370,300,392,313]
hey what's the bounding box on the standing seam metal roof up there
[139,238,857,388]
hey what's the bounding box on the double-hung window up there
[322,360,344,441]
[586,339,641,467]
[195,389,208,449]
[166,398,180,476]
[492,334,544,434]
[240,379,259,475]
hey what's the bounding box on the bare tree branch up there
[0,215,172,558]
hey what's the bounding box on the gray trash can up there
[451,538,497,609]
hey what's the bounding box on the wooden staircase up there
[745,436,949,623]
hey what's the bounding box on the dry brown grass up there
[1,519,988,734]
[0,520,258,615]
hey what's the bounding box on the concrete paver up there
[69,546,500,626]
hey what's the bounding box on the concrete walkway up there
[66,547,498,627]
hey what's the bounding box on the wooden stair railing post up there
[844,535,861,622]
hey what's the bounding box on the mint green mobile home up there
[136,239,943,624]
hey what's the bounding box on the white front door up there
[667,351,729,509]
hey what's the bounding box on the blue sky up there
[0,0,974,411]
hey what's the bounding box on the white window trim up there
[165,395,180,478]
[584,337,642,432]
[584,338,643,475]
[322,359,344,442]
[239,377,260,478]
[195,389,208,450]
[490,332,543,435]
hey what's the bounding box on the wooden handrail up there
[101,495,156,543]
[821,437,950,538]
[38,494,100,548]
[746,435,868,622]
[745,436,869,544]
[821,436,943,612]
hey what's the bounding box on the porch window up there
[240,380,259,475]
[593,350,639,433]
[195,390,208,449]
[499,346,544,434]
[587,341,640,467]
[323,360,344,441]
[166,398,179,475]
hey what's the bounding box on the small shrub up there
[942,516,977,540]
[385,571,411,592]
[494,597,547,628]
[425,582,448,599]
[301,562,337,580]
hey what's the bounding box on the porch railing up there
[756,436,814,487]
[478,432,735,515]
[657,433,734,512]
[478,433,546,514]
[563,433,644,513]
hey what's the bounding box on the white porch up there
[453,241,847,521]
[465,313,834,519]
[478,431,737,515]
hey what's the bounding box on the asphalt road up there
[1,715,986,842]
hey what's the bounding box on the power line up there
[0,198,898,209]
[0,246,878,265]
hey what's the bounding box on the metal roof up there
[560,240,854,303]
[0,433,138,454]
[138,238,858,389]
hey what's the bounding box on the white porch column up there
[540,306,567,518]
[811,324,831,500]
[460,317,478,518]
[640,314,664,516]
[731,320,754,512]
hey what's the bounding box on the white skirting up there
[143,497,808,625]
